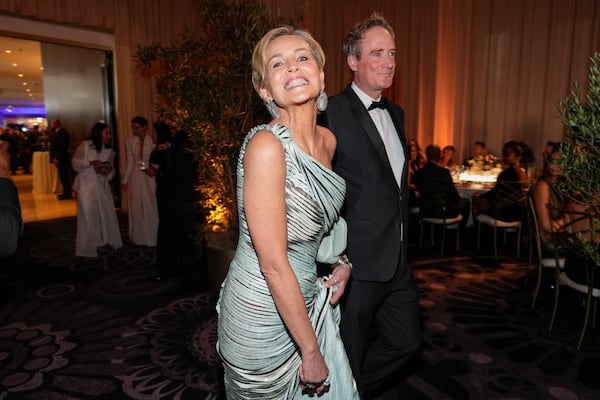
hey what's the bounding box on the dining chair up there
[547,205,600,350]
[527,195,564,309]
[476,180,526,259]
[417,178,463,255]
[419,214,463,255]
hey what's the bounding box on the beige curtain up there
[300,0,600,164]
[0,0,598,167]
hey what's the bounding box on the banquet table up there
[32,151,61,194]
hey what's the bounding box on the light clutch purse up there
[316,217,347,264]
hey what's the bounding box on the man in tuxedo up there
[148,122,196,281]
[50,119,72,199]
[319,12,421,399]
[413,144,470,223]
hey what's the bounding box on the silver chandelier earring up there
[316,89,328,111]
[266,98,280,119]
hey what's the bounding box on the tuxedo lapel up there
[385,103,409,186]
[342,87,395,174]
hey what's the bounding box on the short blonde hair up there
[251,26,326,96]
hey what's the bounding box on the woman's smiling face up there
[260,35,323,109]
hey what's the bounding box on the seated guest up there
[532,142,565,245]
[413,144,470,223]
[535,141,560,178]
[0,140,23,258]
[463,140,497,167]
[408,138,426,172]
[408,138,425,207]
[472,140,534,221]
[440,145,458,170]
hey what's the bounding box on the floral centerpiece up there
[459,153,501,184]
[466,153,499,173]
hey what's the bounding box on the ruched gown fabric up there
[216,124,359,399]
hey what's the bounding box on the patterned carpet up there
[1,216,600,399]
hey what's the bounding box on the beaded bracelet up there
[332,253,353,270]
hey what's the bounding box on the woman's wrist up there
[331,253,352,270]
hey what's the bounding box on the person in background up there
[413,144,470,224]
[471,140,534,221]
[50,119,72,200]
[120,116,158,247]
[440,145,458,170]
[147,121,193,282]
[71,122,123,257]
[319,12,421,399]
[407,138,425,178]
[0,139,23,258]
[532,142,565,245]
[535,141,560,179]
[217,26,358,398]
[407,139,425,208]
[464,140,497,167]
[1,129,20,175]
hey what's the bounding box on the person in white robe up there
[120,116,158,246]
[72,122,123,257]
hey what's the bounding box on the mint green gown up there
[216,124,359,399]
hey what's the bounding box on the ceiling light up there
[4,49,11,54]
[22,82,27,86]
[17,73,23,78]
[11,63,17,67]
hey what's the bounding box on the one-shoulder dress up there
[216,124,359,399]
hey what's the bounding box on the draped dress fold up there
[216,124,359,399]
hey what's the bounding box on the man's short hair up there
[131,116,148,126]
[425,144,441,162]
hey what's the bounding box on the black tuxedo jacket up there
[412,162,461,218]
[319,85,409,282]
[50,127,70,164]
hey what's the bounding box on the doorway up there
[1,36,116,222]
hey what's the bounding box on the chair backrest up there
[417,176,458,218]
[527,195,544,260]
[492,179,526,221]
[548,203,599,266]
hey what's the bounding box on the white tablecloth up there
[32,151,61,194]
[456,185,488,227]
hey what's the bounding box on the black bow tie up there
[368,98,387,110]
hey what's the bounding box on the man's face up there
[348,26,396,99]
[131,123,146,137]
[474,144,484,156]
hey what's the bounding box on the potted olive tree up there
[556,51,600,265]
[135,0,286,293]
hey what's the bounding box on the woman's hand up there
[298,349,330,395]
[144,166,157,177]
[324,263,351,305]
